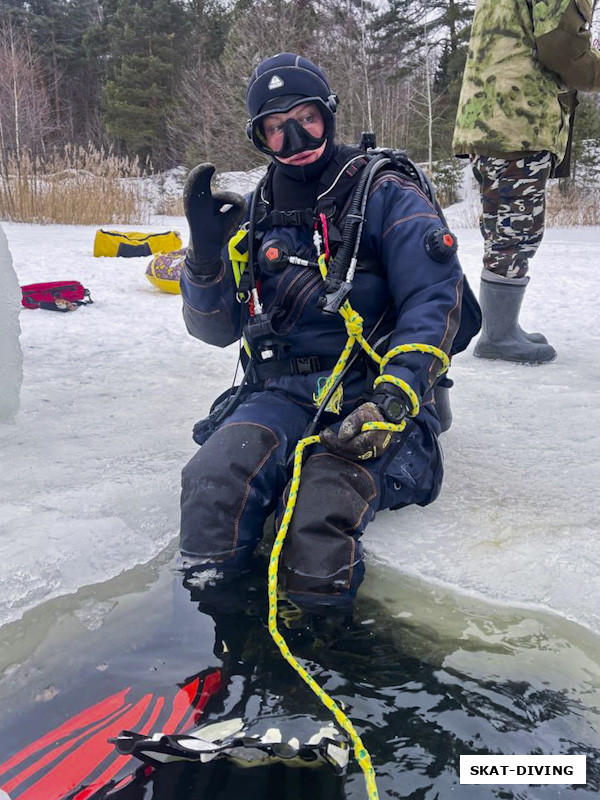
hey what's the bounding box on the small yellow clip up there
[228,228,249,290]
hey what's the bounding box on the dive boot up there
[433,376,453,433]
[473,276,556,364]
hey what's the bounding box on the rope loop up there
[374,374,420,417]
[362,418,407,434]
[341,306,364,338]
[380,343,449,376]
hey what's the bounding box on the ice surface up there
[0,223,23,423]
[0,215,599,639]
[369,226,600,634]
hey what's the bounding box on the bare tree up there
[170,0,320,169]
[168,0,471,169]
[0,19,54,168]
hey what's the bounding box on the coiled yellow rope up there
[268,251,451,799]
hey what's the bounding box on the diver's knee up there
[180,421,279,566]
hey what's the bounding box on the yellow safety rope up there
[313,255,381,409]
[268,246,451,800]
[267,436,380,799]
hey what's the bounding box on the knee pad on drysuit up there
[180,421,279,573]
[279,452,377,610]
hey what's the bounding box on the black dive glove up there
[183,163,246,277]
[321,387,410,461]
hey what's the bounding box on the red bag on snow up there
[21,281,93,312]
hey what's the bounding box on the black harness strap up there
[252,354,342,381]
[256,208,315,230]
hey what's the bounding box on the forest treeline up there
[1,0,599,193]
[0,0,486,174]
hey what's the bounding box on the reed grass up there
[154,193,184,216]
[0,144,149,225]
[545,182,600,227]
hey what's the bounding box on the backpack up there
[21,281,93,312]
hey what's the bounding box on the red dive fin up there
[0,669,222,800]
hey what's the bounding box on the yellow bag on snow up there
[93,229,182,258]
[145,248,186,294]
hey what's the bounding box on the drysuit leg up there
[180,390,313,575]
[279,418,443,611]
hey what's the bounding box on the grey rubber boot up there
[473,277,556,364]
[517,325,548,344]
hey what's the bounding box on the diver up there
[179,52,477,614]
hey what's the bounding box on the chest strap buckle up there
[291,356,322,375]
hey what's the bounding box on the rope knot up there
[344,311,363,338]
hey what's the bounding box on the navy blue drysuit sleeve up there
[362,174,463,404]
[180,259,242,347]
[179,197,252,347]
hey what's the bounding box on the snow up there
[216,166,267,194]
[0,224,23,422]
[444,163,482,229]
[0,212,599,641]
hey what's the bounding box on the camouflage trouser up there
[473,151,553,280]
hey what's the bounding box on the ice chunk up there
[0,224,22,423]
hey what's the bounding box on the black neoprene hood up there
[246,52,335,119]
[245,52,338,178]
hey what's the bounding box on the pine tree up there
[371,0,429,80]
[102,0,191,167]
[430,0,473,158]
[166,0,233,166]
[172,0,321,170]
[571,93,600,188]
[372,0,474,158]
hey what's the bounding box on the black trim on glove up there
[183,163,246,277]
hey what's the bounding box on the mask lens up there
[252,100,330,158]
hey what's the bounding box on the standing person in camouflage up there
[453,0,600,364]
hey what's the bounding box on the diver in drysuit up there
[180,52,476,612]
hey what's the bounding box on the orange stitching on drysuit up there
[383,212,440,238]
[183,302,220,317]
[427,276,462,387]
[370,173,437,213]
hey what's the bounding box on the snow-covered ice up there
[0,215,599,640]
[0,223,23,423]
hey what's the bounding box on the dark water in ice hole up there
[0,544,599,800]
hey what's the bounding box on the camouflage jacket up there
[453,0,600,161]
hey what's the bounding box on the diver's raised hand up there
[183,163,246,276]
